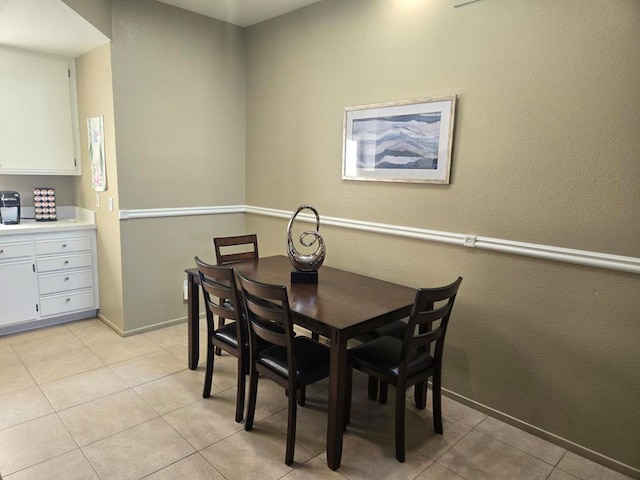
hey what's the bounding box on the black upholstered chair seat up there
[350,336,435,378]
[212,322,240,347]
[212,321,275,352]
[259,337,330,382]
[369,320,407,339]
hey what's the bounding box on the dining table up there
[185,255,415,470]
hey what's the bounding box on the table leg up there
[187,272,199,370]
[327,330,348,470]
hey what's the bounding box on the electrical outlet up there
[95,194,100,208]
[463,235,477,248]
[108,197,113,211]
[183,280,188,300]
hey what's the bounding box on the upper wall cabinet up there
[0,46,80,175]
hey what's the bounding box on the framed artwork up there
[87,115,106,191]
[342,96,456,184]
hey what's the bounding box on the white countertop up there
[0,207,96,236]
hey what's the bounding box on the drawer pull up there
[65,298,71,303]
[64,276,70,281]
[64,260,70,265]
[62,243,68,248]
[0,249,3,254]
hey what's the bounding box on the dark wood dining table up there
[185,255,415,470]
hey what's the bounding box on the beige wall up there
[0,176,75,207]
[109,0,247,332]
[75,43,124,331]
[245,0,640,473]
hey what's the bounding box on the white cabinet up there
[0,46,80,175]
[35,233,98,318]
[0,241,38,326]
[0,228,98,333]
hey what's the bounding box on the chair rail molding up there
[118,205,640,275]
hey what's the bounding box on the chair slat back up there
[195,256,241,321]
[402,277,463,363]
[237,271,294,351]
[214,234,259,265]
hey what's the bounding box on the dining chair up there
[212,234,259,355]
[214,233,259,266]
[194,256,247,423]
[347,277,463,462]
[237,271,331,466]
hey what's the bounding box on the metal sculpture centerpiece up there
[287,204,326,284]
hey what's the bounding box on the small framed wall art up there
[342,96,456,184]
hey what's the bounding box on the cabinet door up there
[0,261,38,326]
[0,47,79,175]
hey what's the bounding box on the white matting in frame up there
[342,96,456,184]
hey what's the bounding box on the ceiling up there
[0,0,321,58]
[157,0,323,28]
[0,0,109,57]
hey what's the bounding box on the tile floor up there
[0,318,634,480]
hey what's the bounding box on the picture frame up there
[342,96,456,184]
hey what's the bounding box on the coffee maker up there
[0,191,21,224]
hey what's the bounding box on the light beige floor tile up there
[4,449,99,480]
[556,452,634,480]
[476,416,566,465]
[142,453,225,480]
[437,430,553,480]
[547,468,581,480]
[335,401,434,480]
[134,368,207,415]
[404,409,473,461]
[266,394,329,456]
[415,462,466,480]
[338,425,432,480]
[426,393,487,428]
[0,414,77,476]
[82,418,195,480]
[371,384,473,461]
[0,324,68,347]
[12,332,85,365]
[0,363,36,396]
[251,377,289,421]
[282,456,350,479]
[24,347,104,384]
[109,350,185,387]
[201,352,242,391]
[163,392,245,450]
[0,345,20,368]
[165,336,208,366]
[341,373,395,428]
[69,321,120,346]
[143,323,189,349]
[39,366,128,411]
[59,390,158,446]
[64,317,101,331]
[0,387,54,430]
[88,334,161,364]
[201,422,314,479]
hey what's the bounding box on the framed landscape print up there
[342,96,456,184]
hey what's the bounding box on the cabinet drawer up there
[39,289,95,317]
[0,241,32,261]
[38,269,93,295]
[37,253,92,273]
[35,237,91,255]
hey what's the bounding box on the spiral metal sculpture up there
[287,204,326,272]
